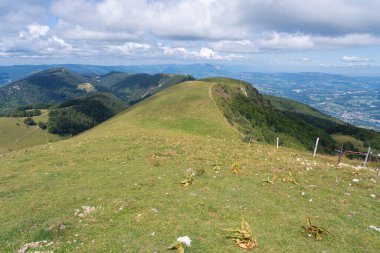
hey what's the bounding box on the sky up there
[1,0,380,74]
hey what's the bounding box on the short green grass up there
[0,81,379,252]
[0,110,62,154]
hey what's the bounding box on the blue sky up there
[1,0,380,74]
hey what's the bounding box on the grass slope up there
[0,111,62,154]
[0,81,379,252]
[96,72,195,105]
[102,81,239,139]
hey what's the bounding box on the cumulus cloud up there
[51,0,245,40]
[161,46,225,60]
[2,0,380,63]
[258,32,314,50]
[2,22,73,59]
[239,0,380,36]
[19,24,50,39]
[107,42,151,55]
[50,0,380,41]
[342,56,370,63]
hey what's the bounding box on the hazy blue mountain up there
[1,64,380,130]
[0,63,237,86]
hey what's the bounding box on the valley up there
[235,72,380,131]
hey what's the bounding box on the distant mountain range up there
[1,64,379,130]
[0,68,193,114]
[0,63,233,85]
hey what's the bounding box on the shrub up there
[24,117,36,126]
[38,121,48,130]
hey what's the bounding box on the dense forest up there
[265,95,380,151]
[48,93,126,136]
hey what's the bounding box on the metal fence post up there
[313,138,319,157]
[363,147,371,168]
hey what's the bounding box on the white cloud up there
[258,32,314,50]
[254,32,380,51]
[19,24,49,39]
[342,56,370,63]
[161,46,224,60]
[52,0,246,40]
[2,23,73,58]
[55,21,139,41]
[50,0,380,41]
[197,48,220,59]
[210,40,259,53]
[162,46,189,56]
[107,42,151,55]
[2,0,380,63]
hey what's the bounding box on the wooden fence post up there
[338,144,344,164]
[276,137,279,149]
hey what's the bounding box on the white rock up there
[177,236,192,247]
[370,194,376,198]
[352,179,359,183]
[369,226,380,232]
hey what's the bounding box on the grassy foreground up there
[0,81,379,252]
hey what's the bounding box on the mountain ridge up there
[0,68,193,115]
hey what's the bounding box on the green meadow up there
[0,81,379,252]
[0,110,62,154]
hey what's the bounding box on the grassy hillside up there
[264,93,380,152]
[0,81,379,252]
[203,78,337,153]
[0,110,62,154]
[105,81,239,139]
